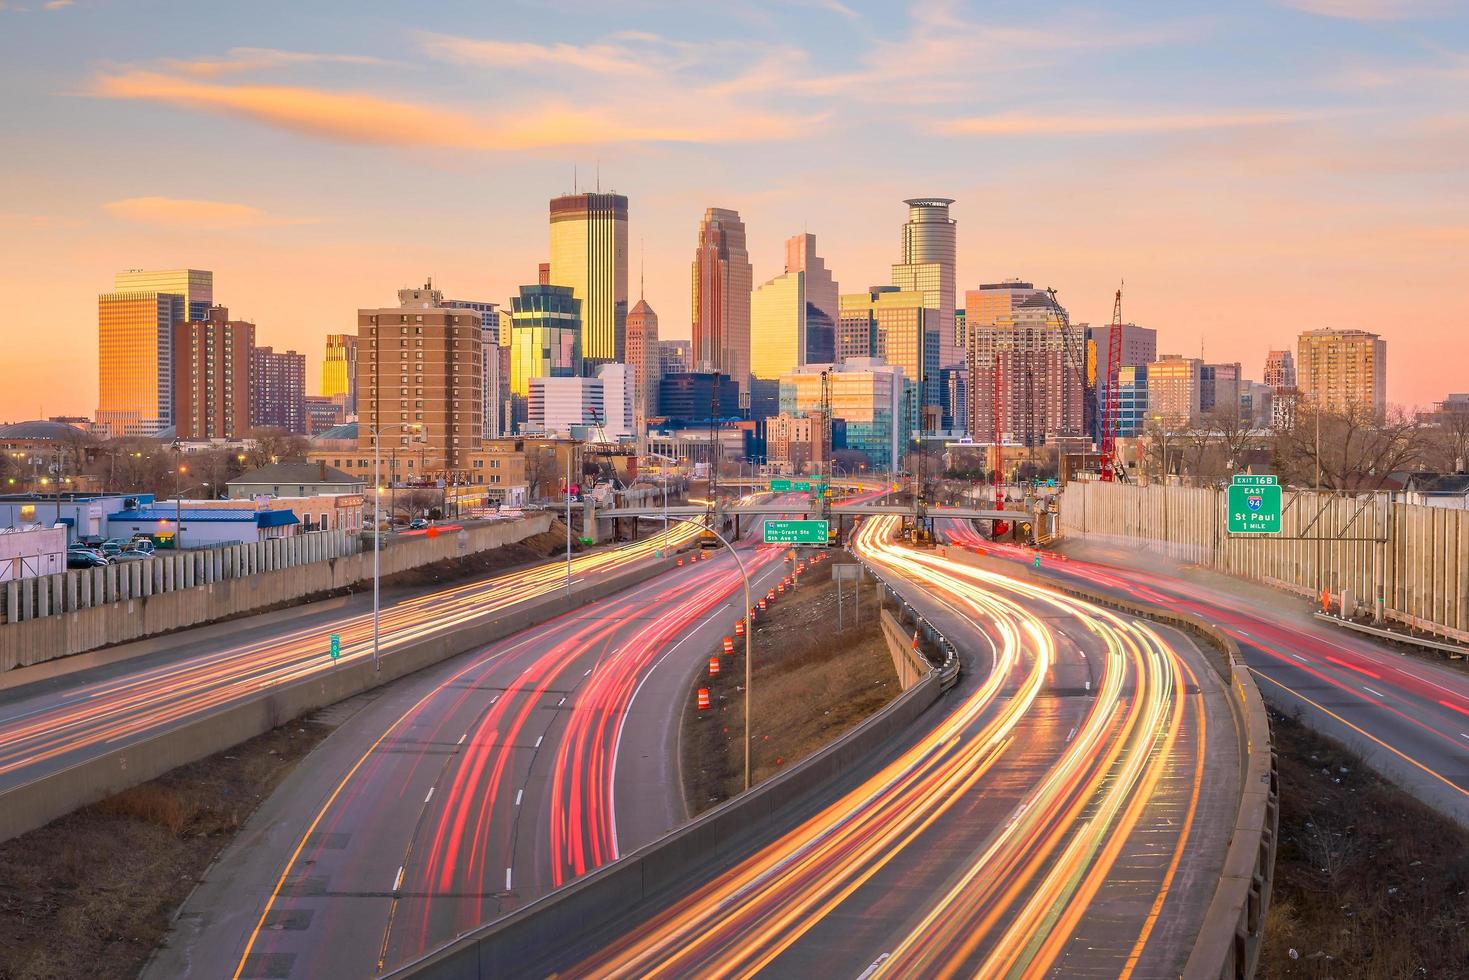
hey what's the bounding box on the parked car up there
[99,539,126,556]
[67,551,109,569]
[112,550,151,563]
[407,518,430,530]
[127,539,156,555]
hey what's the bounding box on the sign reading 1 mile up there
[1227,473,1281,534]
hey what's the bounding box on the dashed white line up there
[423,787,434,804]
[392,866,404,892]
[857,953,891,980]
[458,733,467,745]
[558,696,566,706]
[1066,726,1078,743]
[584,668,593,677]
[505,867,513,891]
[1460,733,1469,741]
[515,789,524,806]
[1363,686,1386,698]
[490,694,500,704]
[534,735,543,748]
[1291,653,1308,662]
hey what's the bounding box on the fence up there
[1061,481,1469,644]
[0,515,555,671]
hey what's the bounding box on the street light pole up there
[565,442,573,598]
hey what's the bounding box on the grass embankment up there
[0,722,332,980]
[682,554,899,814]
[1261,710,1469,977]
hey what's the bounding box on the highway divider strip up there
[938,546,1277,980]
[0,556,681,846]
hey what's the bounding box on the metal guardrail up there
[849,550,961,691]
[1312,611,1469,658]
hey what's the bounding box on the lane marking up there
[392,866,404,892]
[1066,726,1077,743]
[857,953,891,980]
[423,787,434,804]
[1291,653,1308,662]
[534,735,543,748]
[515,789,524,806]
[457,733,467,745]
[558,696,566,707]
[505,868,513,891]
[1363,686,1387,698]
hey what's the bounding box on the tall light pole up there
[565,441,573,597]
[370,422,423,672]
[636,514,755,790]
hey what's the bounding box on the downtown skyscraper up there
[891,199,959,370]
[750,233,838,383]
[548,192,628,367]
[692,208,753,395]
[96,268,213,437]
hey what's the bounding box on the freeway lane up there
[948,525,1469,824]
[145,521,797,979]
[0,521,700,798]
[557,516,1240,978]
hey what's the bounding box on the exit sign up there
[1227,482,1282,534]
[769,478,793,492]
[763,519,829,545]
[1232,474,1278,487]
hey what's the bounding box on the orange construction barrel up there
[697,688,711,710]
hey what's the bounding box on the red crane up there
[1099,286,1125,482]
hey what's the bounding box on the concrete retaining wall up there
[0,550,667,846]
[387,657,944,978]
[0,514,554,671]
[880,607,929,690]
[936,546,1278,980]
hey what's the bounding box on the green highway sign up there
[763,519,830,545]
[329,633,341,660]
[1227,483,1282,534]
[769,478,793,492]
[792,480,812,492]
[1231,474,1278,487]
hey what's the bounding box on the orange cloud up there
[158,48,391,79]
[90,70,810,148]
[937,109,1328,136]
[103,196,309,229]
[417,33,656,76]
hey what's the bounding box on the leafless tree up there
[1422,405,1469,473]
[524,446,559,500]
[244,428,310,468]
[1272,403,1428,490]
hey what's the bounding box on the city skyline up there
[3,1,1466,419]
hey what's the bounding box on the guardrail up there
[938,546,1277,980]
[850,550,961,691]
[0,554,678,845]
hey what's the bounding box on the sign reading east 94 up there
[1227,482,1282,534]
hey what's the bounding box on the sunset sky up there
[1,0,1465,421]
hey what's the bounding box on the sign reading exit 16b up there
[1227,482,1281,534]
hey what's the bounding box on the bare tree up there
[524,446,559,500]
[244,428,310,468]
[1422,405,1469,473]
[1273,403,1427,490]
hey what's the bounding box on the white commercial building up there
[0,525,66,581]
[528,377,603,435]
[595,363,633,439]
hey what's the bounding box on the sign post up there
[1227,474,1282,535]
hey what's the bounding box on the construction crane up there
[1099,286,1125,482]
[1045,287,1089,482]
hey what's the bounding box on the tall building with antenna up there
[626,251,659,438]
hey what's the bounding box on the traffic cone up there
[708,656,721,677]
[697,688,711,710]
[723,636,735,655]
[735,619,746,636]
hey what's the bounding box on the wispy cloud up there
[103,196,311,229]
[937,109,1331,136]
[43,0,73,9]
[89,69,811,149]
[1278,0,1454,19]
[154,48,392,78]
[417,33,657,76]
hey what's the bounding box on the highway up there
[0,520,700,799]
[144,516,800,979]
[945,523,1469,824]
[549,515,1242,978]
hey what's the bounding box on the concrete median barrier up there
[0,556,677,845]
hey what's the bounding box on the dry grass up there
[682,557,899,813]
[1261,710,1469,978]
[0,721,331,980]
